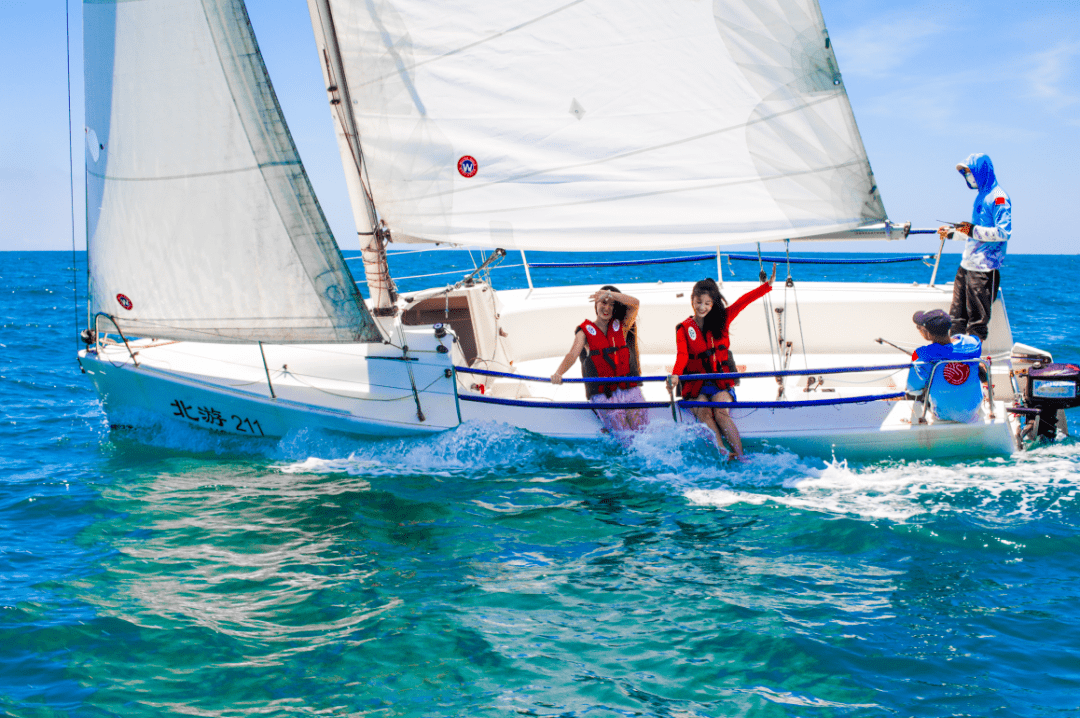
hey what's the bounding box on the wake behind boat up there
[77,0,1076,460]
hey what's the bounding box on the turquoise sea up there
[4,250,1080,716]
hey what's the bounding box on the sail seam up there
[383,92,839,203]
[350,0,587,90]
[435,159,867,217]
[86,160,299,182]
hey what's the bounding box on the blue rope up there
[458,392,906,410]
[455,363,911,384]
[681,392,906,409]
[461,367,668,384]
[726,253,927,265]
[459,396,667,410]
[526,254,927,269]
[529,254,716,268]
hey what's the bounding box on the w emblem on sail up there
[942,362,970,386]
[457,156,478,178]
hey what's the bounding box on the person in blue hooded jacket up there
[937,153,1012,341]
[906,309,984,424]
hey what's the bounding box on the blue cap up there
[913,309,951,335]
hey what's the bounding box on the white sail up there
[314,0,889,251]
[84,0,382,343]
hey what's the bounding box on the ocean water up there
[4,250,1080,716]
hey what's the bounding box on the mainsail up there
[84,0,382,343]
[309,0,892,251]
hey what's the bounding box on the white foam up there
[684,442,1080,522]
[272,420,588,477]
[262,415,1080,525]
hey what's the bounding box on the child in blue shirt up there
[906,309,984,423]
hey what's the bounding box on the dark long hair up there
[599,285,640,375]
[691,278,728,340]
[598,285,628,323]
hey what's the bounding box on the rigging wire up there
[785,239,811,371]
[385,246,450,256]
[757,243,778,373]
[343,245,453,260]
[387,263,524,282]
[66,0,81,353]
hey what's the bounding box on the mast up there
[307,0,398,316]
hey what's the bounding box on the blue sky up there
[2,0,1077,254]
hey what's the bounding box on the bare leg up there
[623,387,649,431]
[690,405,728,455]
[603,409,631,433]
[709,390,744,458]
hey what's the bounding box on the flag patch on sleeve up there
[995,196,1006,205]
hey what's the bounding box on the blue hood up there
[963,153,998,193]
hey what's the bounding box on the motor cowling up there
[1026,363,1080,406]
[1023,362,1080,440]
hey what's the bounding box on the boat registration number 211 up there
[169,398,266,436]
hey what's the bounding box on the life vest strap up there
[586,346,627,358]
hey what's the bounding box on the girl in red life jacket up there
[550,285,649,435]
[667,266,775,459]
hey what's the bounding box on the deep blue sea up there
[4,249,1080,716]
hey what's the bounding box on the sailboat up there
[77,0,1070,460]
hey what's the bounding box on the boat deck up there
[81,279,1023,460]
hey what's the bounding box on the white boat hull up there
[80,334,461,438]
[80,280,1028,461]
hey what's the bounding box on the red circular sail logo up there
[942,362,970,386]
[116,293,133,311]
[457,155,478,178]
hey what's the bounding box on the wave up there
[686,439,1080,524]
[105,407,1080,527]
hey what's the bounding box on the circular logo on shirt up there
[116,293,133,311]
[612,319,620,332]
[687,326,697,341]
[457,155,478,178]
[942,362,970,386]
[585,324,597,336]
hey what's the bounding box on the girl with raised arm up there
[668,267,775,459]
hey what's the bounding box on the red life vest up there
[676,317,730,398]
[579,318,634,397]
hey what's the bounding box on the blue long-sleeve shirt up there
[906,334,984,423]
[960,153,1011,272]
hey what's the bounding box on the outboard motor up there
[1023,362,1080,441]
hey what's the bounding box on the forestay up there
[314,0,890,251]
[84,0,382,343]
